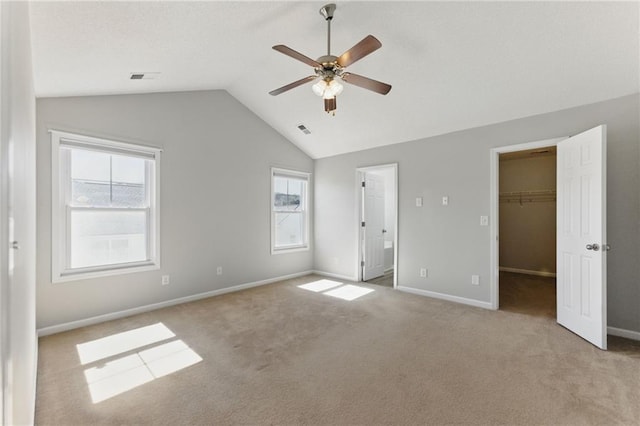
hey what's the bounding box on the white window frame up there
[271,167,311,255]
[51,130,162,282]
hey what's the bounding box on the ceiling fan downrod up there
[319,4,336,56]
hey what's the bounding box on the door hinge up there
[361,221,365,227]
[361,260,365,267]
[361,181,366,187]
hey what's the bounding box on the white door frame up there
[489,137,567,309]
[355,163,398,288]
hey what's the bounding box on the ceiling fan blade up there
[273,45,321,68]
[341,72,391,95]
[269,76,317,96]
[336,35,382,68]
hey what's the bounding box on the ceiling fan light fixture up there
[312,78,343,99]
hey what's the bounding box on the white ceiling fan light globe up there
[312,80,328,97]
[328,79,343,96]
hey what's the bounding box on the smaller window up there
[271,168,310,254]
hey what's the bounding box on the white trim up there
[355,163,399,288]
[312,270,358,282]
[397,286,493,310]
[55,263,160,283]
[37,270,313,337]
[49,129,163,156]
[499,267,556,278]
[29,333,37,426]
[489,137,566,310]
[607,326,640,341]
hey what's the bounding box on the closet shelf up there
[499,189,556,204]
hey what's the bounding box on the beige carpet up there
[499,271,556,319]
[36,274,640,425]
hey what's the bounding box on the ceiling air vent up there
[130,72,160,80]
[297,124,311,135]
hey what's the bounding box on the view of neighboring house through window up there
[51,131,161,281]
[271,168,310,253]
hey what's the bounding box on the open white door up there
[557,125,607,349]
[362,172,385,281]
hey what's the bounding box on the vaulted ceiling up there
[29,1,639,159]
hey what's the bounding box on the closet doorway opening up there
[356,164,398,288]
[498,146,557,318]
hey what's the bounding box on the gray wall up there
[314,94,639,333]
[36,90,313,329]
[499,155,556,274]
[1,1,38,424]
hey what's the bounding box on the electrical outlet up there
[216,266,222,275]
[442,196,449,206]
[420,268,427,278]
[471,275,480,285]
[161,275,170,285]
[416,197,423,207]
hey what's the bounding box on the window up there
[271,168,310,254]
[51,130,161,282]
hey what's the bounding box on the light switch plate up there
[480,216,489,226]
[471,275,480,285]
[416,197,423,207]
[442,196,449,206]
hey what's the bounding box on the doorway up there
[356,164,398,288]
[489,126,608,349]
[498,146,557,319]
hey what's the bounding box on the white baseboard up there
[312,270,358,282]
[397,286,493,310]
[384,267,394,273]
[607,326,640,341]
[37,270,313,337]
[499,267,556,278]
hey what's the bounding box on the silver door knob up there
[604,244,611,251]
[586,243,600,251]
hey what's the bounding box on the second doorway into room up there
[357,164,398,288]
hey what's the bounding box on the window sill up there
[271,245,309,255]
[53,261,160,283]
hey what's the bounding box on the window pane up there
[70,210,148,268]
[275,212,304,248]
[70,149,147,208]
[71,149,111,207]
[274,177,304,212]
[111,155,147,208]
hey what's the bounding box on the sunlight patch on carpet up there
[298,279,343,292]
[323,284,375,301]
[79,324,202,403]
[298,280,375,301]
[76,322,175,365]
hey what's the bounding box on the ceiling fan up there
[269,3,392,115]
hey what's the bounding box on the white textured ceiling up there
[29,1,639,159]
